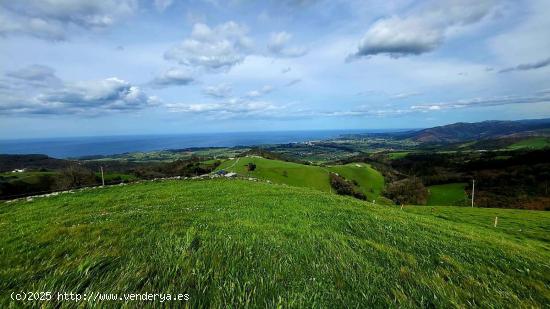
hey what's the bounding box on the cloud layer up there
[0,65,157,115]
[499,57,550,73]
[0,0,137,40]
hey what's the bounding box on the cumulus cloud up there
[267,31,307,58]
[33,77,158,114]
[202,83,232,98]
[0,0,137,40]
[349,0,497,59]
[164,21,253,71]
[499,57,550,73]
[0,66,157,115]
[150,68,195,88]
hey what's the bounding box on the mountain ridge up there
[400,118,550,142]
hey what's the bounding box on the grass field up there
[217,156,331,192]
[403,205,550,250]
[217,157,386,200]
[507,137,550,150]
[326,163,386,201]
[427,183,468,206]
[1,179,548,307]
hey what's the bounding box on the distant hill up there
[401,118,550,143]
[0,154,72,172]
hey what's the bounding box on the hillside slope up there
[1,179,549,307]
[217,157,386,201]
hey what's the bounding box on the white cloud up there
[350,0,497,59]
[150,68,195,88]
[202,83,232,98]
[154,0,174,12]
[390,92,422,99]
[0,0,137,40]
[169,84,280,119]
[164,21,253,71]
[245,85,274,98]
[267,31,308,58]
[166,98,281,119]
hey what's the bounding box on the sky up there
[0,0,549,138]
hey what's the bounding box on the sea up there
[0,129,400,159]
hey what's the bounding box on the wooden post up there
[400,204,403,210]
[100,166,105,186]
[494,216,498,228]
[471,179,475,207]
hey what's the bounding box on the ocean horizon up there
[0,129,409,159]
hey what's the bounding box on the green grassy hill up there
[326,163,385,201]
[1,179,549,307]
[217,157,386,201]
[427,183,468,206]
[217,156,330,192]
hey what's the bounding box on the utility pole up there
[471,179,475,207]
[100,166,105,186]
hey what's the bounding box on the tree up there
[329,173,366,200]
[383,177,428,205]
[247,163,257,171]
[56,165,97,190]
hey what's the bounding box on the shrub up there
[56,165,97,190]
[329,173,366,200]
[383,177,428,205]
[247,163,257,171]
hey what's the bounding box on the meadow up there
[1,179,549,307]
[427,183,468,206]
[216,157,387,201]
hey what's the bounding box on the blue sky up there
[1,0,549,138]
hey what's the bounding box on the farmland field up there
[427,183,468,206]
[507,137,550,150]
[1,179,548,307]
